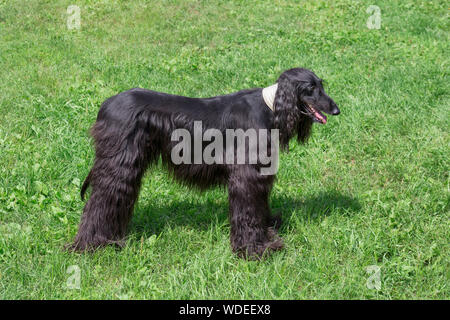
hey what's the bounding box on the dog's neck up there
[262,83,278,112]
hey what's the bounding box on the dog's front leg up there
[227,166,283,259]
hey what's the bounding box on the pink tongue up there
[313,110,327,124]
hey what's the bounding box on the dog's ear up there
[273,77,300,149]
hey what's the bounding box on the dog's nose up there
[331,104,340,115]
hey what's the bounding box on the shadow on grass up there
[130,190,361,238]
[272,190,362,224]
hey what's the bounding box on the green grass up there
[0,0,448,299]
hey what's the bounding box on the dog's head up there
[280,68,339,124]
[273,68,340,147]
[294,69,340,124]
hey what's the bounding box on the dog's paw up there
[65,237,125,252]
[234,236,284,260]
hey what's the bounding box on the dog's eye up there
[304,86,314,95]
[297,83,314,96]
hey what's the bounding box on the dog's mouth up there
[304,104,327,124]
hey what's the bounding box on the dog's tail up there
[80,170,93,200]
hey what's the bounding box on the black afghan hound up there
[69,67,340,259]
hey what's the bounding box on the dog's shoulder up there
[217,88,273,129]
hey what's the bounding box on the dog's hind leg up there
[227,166,283,259]
[69,111,154,251]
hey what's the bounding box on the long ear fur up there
[273,72,312,150]
[273,75,300,149]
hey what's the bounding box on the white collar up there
[262,83,278,111]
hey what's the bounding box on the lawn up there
[0,0,448,299]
